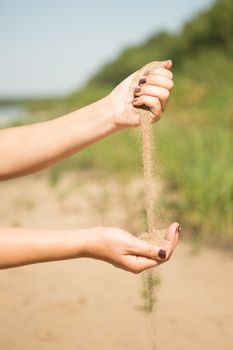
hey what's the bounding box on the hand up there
[83,223,180,274]
[106,60,173,129]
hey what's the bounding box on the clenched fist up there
[106,60,173,128]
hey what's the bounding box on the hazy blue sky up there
[0,0,214,98]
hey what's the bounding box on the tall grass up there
[157,69,233,242]
[158,120,232,241]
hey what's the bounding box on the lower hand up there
[106,60,173,129]
[83,223,180,274]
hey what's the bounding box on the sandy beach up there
[0,173,232,350]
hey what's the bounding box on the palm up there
[95,224,179,274]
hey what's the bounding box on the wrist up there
[101,94,127,132]
[97,96,120,133]
[67,229,90,258]
[79,226,105,259]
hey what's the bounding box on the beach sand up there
[0,173,232,350]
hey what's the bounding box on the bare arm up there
[0,60,177,272]
[0,60,173,180]
[0,224,179,271]
[0,98,116,180]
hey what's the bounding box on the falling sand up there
[133,61,170,349]
[133,60,168,237]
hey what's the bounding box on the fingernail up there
[158,249,166,259]
[139,78,146,84]
[134,87,141,94]
[177,225,181,232]
[132,98,138,103]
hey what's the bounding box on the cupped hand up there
[84,223,180,274]
[106,60,173,129]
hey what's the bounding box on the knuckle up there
[153,96,160,106]
[146,247,152,259]
[163,89,169,99]
[143,86,151,95]
[150,96,160,108]
[150,75,159,84]
[169,80,174,89]
[141,96,147,105]
[155,112,162,120]
[145,95,153,105]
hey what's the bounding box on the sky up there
[0,0,215,98]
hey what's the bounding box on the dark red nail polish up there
[158,249,166,259]
[139,78,146,84]
[134,87,141,93]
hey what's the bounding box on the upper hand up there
[106,60,173,129]
[83,223,180,274]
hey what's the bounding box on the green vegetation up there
[0,96,60,110]
[4,0,233,242]
[158,73,233,241]
[60,0,233,242]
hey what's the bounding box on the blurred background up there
[0,0,232,349]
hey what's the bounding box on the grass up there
[157,70,233,242]
[48,128,141,186]
[158,119,233,241]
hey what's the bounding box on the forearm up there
[0,97,116,180]
[0,226,95,269]
[0,224,180,271]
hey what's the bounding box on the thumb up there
[160,59,173,69]
[129,237,168,262]
[164,222,180,256]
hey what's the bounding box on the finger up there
[147,67,173,80]
[127,236,172,263]
[143,60,173,76]
[160,59,173,70]
[134,85,169,110]
[132,95,162,121]
[163,223,180,259]
[123,255,158,274]
[171,224,180,254]
[127,223,180,271]
[164,222,180,242]
[139,75,174,91]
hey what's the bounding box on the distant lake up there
[0,105,26,126]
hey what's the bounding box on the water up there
[0,105,26,126]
